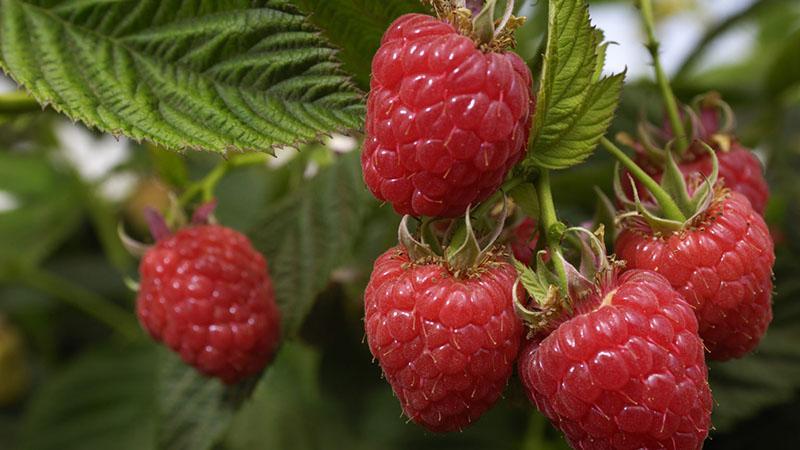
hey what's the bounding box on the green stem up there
[0,91,40,114]
[638,0,688,152]
[536,170,568,298]
[600,137,687,222]
[473,176,524,218]
[448,176,524,249]
[179,152,269,206]
[13,266,140,339]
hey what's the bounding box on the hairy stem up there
[0,91,41,114]
[600,137,687,222]
[179,153,269,206]
[536,170,569,298]
[638,0,688,152]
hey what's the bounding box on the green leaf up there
[225,342,353,450]
[0,152,82,273]
[524,0,624,170]
[291,0,424,88]
[514,258,548,301]
[155,350,254,450]
[0,0,365,154]
[19,342,157,450]
[248,151,368,335]
[766,28,800,103]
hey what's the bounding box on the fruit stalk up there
[178,152,269,206]
[0,90,40,114]
[600,137,687,222]
[536,169,569,297]
[637,0,688,152]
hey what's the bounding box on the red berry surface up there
[137,225,281,384]
[616,191,774,360]
[519,270,712,449]
[509,217,538,265]
[362,13,534,217]
[364,246,522,432]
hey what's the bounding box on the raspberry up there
[509,217,538,265]
[137,225,281,384]
[362,13,534,217]
[364,246,522,432]
[519,270,712,449]
[615,191,774,360]
[632,143,769,214]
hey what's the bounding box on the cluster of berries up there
[361,9,775,450]
[124,6,774,449]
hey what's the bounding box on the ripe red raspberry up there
[364,246,522,432]
[616,191,774,360]
[137,225,281,384]
[362,13,534,217]
[631,144,768,214]
[509,217,538,265]
[519,270,712,449]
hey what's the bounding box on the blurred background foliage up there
[0,0,799,449]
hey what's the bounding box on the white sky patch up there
[0,191,20,213]
[589,4,651,79]
[267,146,298,168]
[99,171,139,202]
[659,12,704,76]
[304,160,319,179]
[589,0,758,80]
[327,134,358,153]
[693,23,757,74]
[55,121,131,181]
[0,75,15,93]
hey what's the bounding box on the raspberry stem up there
[178,152,269,206]
[637,0,689,153]
[0,90,40,114]
[600,137,687,222]
[536,170,569,300]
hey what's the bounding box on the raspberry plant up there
[0,0,798,449]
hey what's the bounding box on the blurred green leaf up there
[155,350,254,450]
[524,0,623,171]
[0,0,364,154]
[19,341,157,450]
[225,342,354,450]
[0,153,82,272]
[248,151,369,336]
[291,0,424,88]
[766,28,800,103]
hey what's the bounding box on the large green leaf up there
[248,151,368,335]
[225,342,354,450]
[0,0,365,154]
[523,0,623,171]
[0,152,82,273]
[19,342,157,450]
[155,350,254,450]
[766,28,800,103]
[291,0,424,88]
